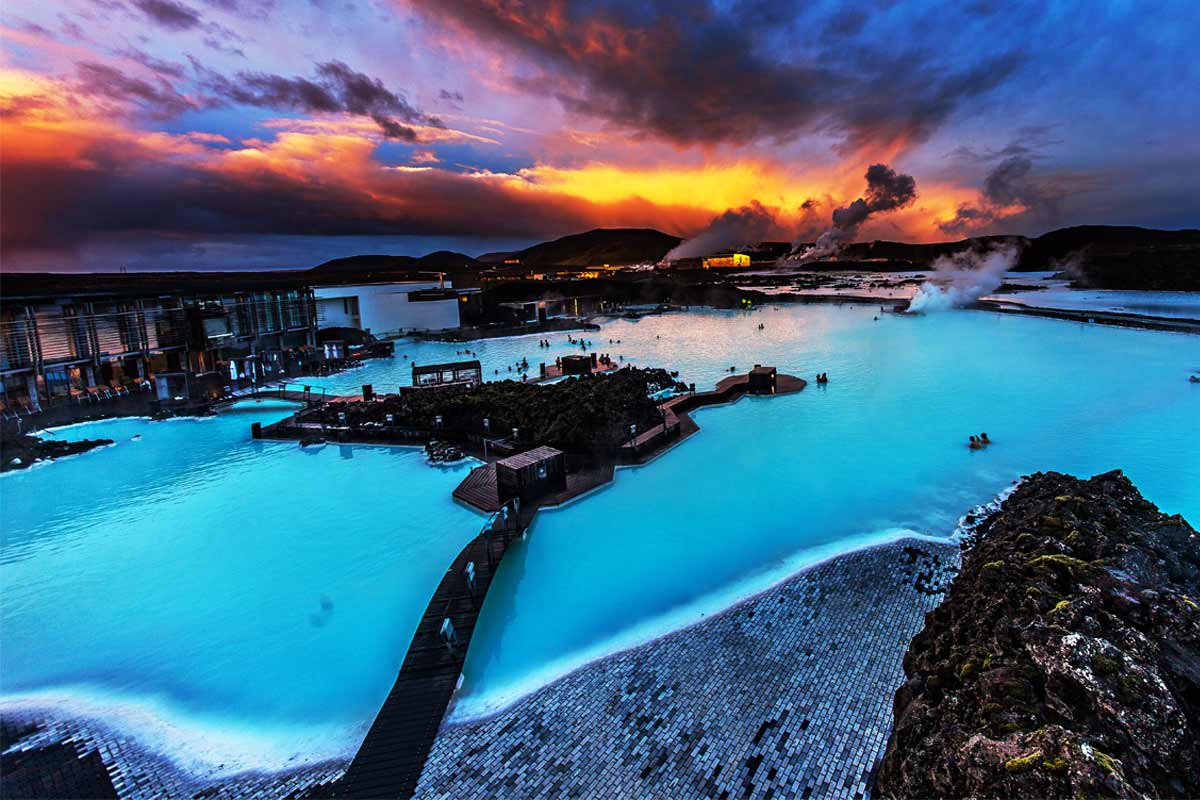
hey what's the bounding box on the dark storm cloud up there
[947,125,1062,163]
[132,0,202,30]
[118,48,188,80]
[438,88,464,109]
[0,136,603,258]
[199,61,442,139]
[198,0,275,19]
[76,61,197,118]
[940,156,1072,235]
[408,0,1024,150]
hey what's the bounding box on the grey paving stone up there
[416,537,958,800]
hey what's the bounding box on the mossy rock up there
[1041,757,1068,773]
[1026,554,1094,576]
[1092,748,1120,776]
[1004,751,1042,774]
[1091,654,1120,676]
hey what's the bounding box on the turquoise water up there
[1,305,1197,772]
[0,400,481,774]
[450,306,1200,716]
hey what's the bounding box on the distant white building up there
[312,280,464,335]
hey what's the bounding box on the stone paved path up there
[416,538,959,800]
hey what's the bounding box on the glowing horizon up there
[1,1,1197,270]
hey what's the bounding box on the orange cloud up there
[0,65,976,262]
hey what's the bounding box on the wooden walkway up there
[335,510,522,799]
[238,383,335,406]
[324,368,805,797]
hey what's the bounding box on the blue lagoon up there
[2,305,1197,779]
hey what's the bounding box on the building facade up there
[702,253,751,269]
[313,280,468,335]
[1,286,317,413]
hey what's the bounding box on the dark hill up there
[514,228,682,267]
[477,250,518,264]
[308,254,420,273]
[803,226,1199,289]
[415,251,479,270]
[1018,226,1200,290]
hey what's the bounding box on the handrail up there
[274,382,331,396]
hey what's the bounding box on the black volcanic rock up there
[1,433,114,471]
[876,470,1200,799]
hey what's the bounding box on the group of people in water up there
[815,372,829,384]
[494,356,532,376]
[968,432,992,450]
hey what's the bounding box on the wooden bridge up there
[312,368,806,797]
[234,381,335,406]
[334,506,525,799]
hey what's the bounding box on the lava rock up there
[876,470,1200,799]
[0,433,113,471]
[424,439,464,463]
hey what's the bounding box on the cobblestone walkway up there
[416,538,958,800]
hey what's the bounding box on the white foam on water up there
[448,525,953,721]
[0,687,358,778]
[0,441,120,477]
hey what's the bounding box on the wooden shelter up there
[495,446,566,502]
[748,365,778,394]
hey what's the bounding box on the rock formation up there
[877,470,1199,799]
[1,433,114,472]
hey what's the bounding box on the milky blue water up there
[450,306,1200,716]
[0,400,481,773]
[2,305,1197,772]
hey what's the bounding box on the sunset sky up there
[2,0,1197,271]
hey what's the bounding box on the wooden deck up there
[335,511,522,799]
[325,368,806,797]
[452,463,502,512]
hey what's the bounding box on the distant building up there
[702,252,751,269]
[411,359,483,389]
[312,279,476,335]
[1,283,317,412]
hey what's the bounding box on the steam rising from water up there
[908,243,1020,312]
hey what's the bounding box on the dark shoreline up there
[1,434,115,473]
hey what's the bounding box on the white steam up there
[908,243,1020,313]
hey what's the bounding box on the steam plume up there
[795,163,917,259]
[664,201,777,261]
[907,242,1021,312]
